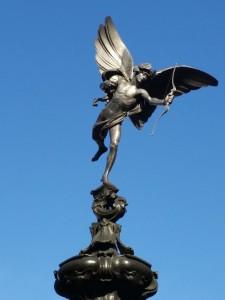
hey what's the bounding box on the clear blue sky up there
[0,1,224,300]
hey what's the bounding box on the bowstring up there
[150,65,177,135]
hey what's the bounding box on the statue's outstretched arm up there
[92,95,109,107]
[137,88,174,106]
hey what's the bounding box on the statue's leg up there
[102,123,121,184]
[92,142,108,162]
[92,127,108,162]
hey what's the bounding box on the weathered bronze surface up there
[55,185,158,300]
[54,17,218,300]
[92,17,218,187]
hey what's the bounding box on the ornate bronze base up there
[54,185,158,300]
[55,254,157,300]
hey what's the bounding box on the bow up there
[170,64,177,96]
[150,65,177,135]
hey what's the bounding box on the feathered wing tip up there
[95,16,133,81]
[151,65,218,98]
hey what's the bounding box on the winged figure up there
[92,16,218,186]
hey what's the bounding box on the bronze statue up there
[54,17,219,300]
[92,17,218,186]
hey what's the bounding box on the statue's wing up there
[95,16,133,81]
[129,65,218,129]
[147,65,218,98]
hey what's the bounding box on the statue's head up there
[101,69,123,94]
[100,79,117,94]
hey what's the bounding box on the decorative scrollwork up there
[91,184,127,222]
[80,219,134,256]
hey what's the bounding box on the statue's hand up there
[164,92,174,105]
[92,98,99,107]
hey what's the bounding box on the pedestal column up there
[54,184,158,300]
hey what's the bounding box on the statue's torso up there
[96,80,140,123]
[111,80,139,111]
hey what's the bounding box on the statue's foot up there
[101,176,117,191]
[91,146,108,161]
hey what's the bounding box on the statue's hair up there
[101,69,124,81]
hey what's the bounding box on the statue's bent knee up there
[110,142,118,150]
